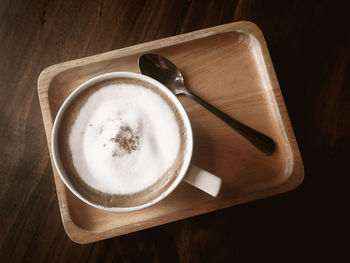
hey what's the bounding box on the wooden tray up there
[38,21,304,244]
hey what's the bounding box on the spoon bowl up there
[138,54,186,95]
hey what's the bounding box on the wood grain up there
[1,0,349,261]
[38,22,303,243]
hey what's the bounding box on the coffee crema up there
[57,77,188,208]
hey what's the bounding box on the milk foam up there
[69,83,181,194]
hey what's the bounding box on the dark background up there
[1,0,349,262]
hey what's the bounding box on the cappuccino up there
[57,77,188,208]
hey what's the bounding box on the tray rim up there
[37,21,304,244]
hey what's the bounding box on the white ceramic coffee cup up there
[52,72,221,212]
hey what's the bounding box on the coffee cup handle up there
[183,165,222,197]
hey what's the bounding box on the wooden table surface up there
[1,0,349,262]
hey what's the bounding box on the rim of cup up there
[51,72,193,212]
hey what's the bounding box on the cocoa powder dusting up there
[110,125,140,156]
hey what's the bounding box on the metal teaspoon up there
[138,53,276,154]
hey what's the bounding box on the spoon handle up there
[185,92,276,154]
